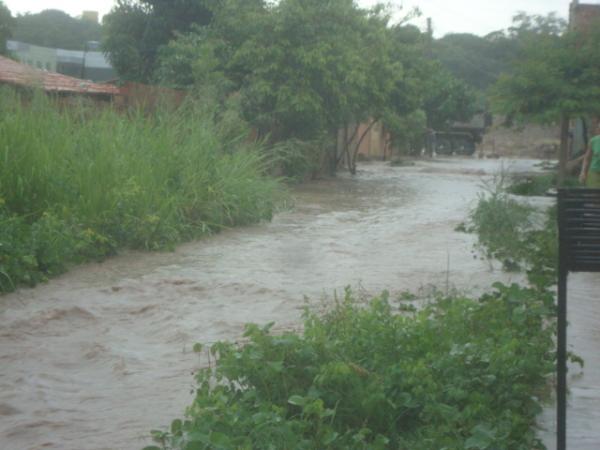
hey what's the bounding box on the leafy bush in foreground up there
[147,285,555,450]
[0,88,282,292]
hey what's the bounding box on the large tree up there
[12,9,101,50]
[155,0,477,174]
[419,61,476,131]
[0,1,13,54]
[157,0,413,174]
[492,14,600,183]
[102,0,216,82]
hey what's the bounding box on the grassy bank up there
[0,88,282,292]
[146,286,555,450]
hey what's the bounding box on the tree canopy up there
[433,33,518,92]
[155,1,475,135]
[102,0,477,174]
[102,0,216,82]
[492,16,600,123]
[11,9,102,50]
[431,13,567,96]
[491,13,600,183]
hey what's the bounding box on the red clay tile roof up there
[0,55,120,97]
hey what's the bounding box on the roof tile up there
[0,55,119,96]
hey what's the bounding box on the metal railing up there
[556,188,600,450]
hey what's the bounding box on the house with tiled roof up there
[0,54,119,100]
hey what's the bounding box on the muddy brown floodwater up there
[0,159,598,450]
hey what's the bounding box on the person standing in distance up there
[580,123,600,188]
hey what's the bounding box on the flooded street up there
[1,159,598,450]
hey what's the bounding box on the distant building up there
[81,11,100,24]
[7,41,57,72]
[569,0,600,32]
[6,40,116,82]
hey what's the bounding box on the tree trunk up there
[558,113,570,187]
[350,119,377,175]
[337,123,359,167]
[328,127,338,176]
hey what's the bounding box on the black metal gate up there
[556,188,600,450]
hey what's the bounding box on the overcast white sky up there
[3,0,598,37]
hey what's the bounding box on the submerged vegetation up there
[0,88,281,292]
[146,285,555,450]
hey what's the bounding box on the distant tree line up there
[0,1,12,55]
[2,8,101,51]
[9,1,594,179]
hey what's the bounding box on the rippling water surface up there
[1,158,598,450]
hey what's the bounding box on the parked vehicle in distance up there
[434,131,477,156]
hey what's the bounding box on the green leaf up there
[209,431,232,447]
[187,432,210,444]
[171,419,182,434]
[267,360,284,372]
[465,424,497,449]
[288,395,307,406]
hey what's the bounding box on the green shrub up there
[0,88,283,292]
[467,186,557,290]
[0,207,116,290]
[468,191,534,272]
[147,286,555,450]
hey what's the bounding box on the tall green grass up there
[0,88,282,291]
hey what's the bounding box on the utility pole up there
[426,17,433,58]
[559,114,569,186]
[425,17,435,157]
[80,41,88,80]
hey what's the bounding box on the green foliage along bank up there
[146,286,555,450]
[462,174,560,292]
[467,186,557,291]
[0,88,282,292]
